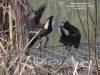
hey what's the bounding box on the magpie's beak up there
[53,16,56,22]
[53,16,56,19]
[52,16,56,25]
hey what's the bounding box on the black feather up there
[59,21,81,49]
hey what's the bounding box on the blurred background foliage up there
[27,0,100,45]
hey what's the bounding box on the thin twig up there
[86,0,91,64]
[94,0,99,74]
[19,56,31,75]
[0,42,7,54]
[74,0,87,38]
[23,29,41,51]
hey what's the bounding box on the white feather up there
[62,28,69,36]
[44,20,49,29]
[58,27,61,34]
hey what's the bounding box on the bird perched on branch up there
[23,4,55,55]
[58,21,81,50]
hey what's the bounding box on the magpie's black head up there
[65,21,70,25]
[49,16,55,19]
[48,16,55,23]
[64,21,71,27]
[62,21,70,24]
[61,21,71,28]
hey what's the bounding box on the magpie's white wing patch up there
[62,28,69,36]
[44,20,49,29]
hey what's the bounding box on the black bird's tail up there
[34,5,46,24]
[35,5,46,14]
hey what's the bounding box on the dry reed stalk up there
[0,59,9,75]
[94,0,99,74]
[0,37,7,43]
[74,0,87,38]
[13,56,23,75]
[55,57,72,75]
[20,63,34,69]
[9,5,13,46]
[33,63,52,74]
[23,29,41,52]
[55,54,69,75]
[17,0,27,9]
[31,59,38,75]
[21,63,36,74]
[88,60,92,75]
[19,56,30,75]
[35,57,48,67]
[8,56,20,71]
[88,6,95,27]
[86,0,91,64]
[13,64,20,75]
[0,42,7,54]
[73,62,79,75]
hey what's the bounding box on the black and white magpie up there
[24,4,55,55]
[58,21,81,50]
[28,16,55,48]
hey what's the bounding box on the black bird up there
[28,16,55,48]
[23,4,55,55]
[58,21,81,50]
